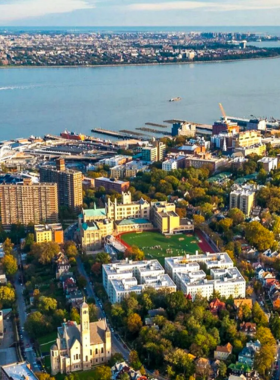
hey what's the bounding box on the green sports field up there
[121,231,202,265]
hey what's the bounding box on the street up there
[76,257,130,361]
[14,271,39,372]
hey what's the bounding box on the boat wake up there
[0,85,40,91]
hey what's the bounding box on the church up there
[50,302,111,375]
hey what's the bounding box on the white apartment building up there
[103,259,175,303]
[162,159,178,172]
[110,274,176,304]
[165,252,233,282]
[165,253,244,300]
[177,267,245,300]
[210,268,246,299]
[258,156,278,172]
[102,259,165,294]
[229,185,256,216]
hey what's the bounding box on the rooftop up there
[83,208,106,218]
[1,361,39,380]
[116,218,151,226]
[95,177,129,185]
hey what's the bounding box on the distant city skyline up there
[1,0,280,27]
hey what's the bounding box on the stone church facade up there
[50,302,111,375]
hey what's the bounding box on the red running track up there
[195,229,216,253]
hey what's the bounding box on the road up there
[14,271,39,372]
[76,257,130,361]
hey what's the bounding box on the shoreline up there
[1,54,280,69]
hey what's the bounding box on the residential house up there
[234,299,253,310]
[195,358,213,378]
[111,361,148,380]
[239,322,256,337]
[238,341,261,367]
[214,343,233,360]
[209,298,226,315]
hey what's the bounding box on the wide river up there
[1,57,280,141]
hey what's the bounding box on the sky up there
[1,0,280,26]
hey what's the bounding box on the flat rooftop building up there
[40,158,83,212]
[0,178,58,228]
[1,361,39,380]
[34,223,64,244]
[166,254,245,300]
[103,259,175,302]
[95,177,130,193]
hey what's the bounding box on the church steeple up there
[80,302,90,369]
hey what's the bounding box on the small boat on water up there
[169,97,182,102]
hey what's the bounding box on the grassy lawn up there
[38,332,57,355]
[121,231,202,265]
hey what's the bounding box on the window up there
[95,348,98,354]
[96,359,98,363]
[86,356,88,362]
[101,347,104,353]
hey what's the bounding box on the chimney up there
[56,158,65,171]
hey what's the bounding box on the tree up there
[257,168,268,184]
[93,365,112,380]
[245,221,276,251]
[30,242,60,265]
[70,308,80,324]
[35,374,55,380]
[252,303,269,327]
[228,208,245,225]
[193,214,205,226]
[254,344,276,379]
[89,303,98,322]
[166,291,188,318]
[95,252,111,264]
[124,245,144,261]
[256,326,276,346]
[24,233,35,252]
[129,350,142,370]
[3,238,13,255]
[77,275,87,289]
[53,309,67,327]
[91,262,102,278]
[2,254,17,276]
[38,296,57,313]
[218,218,233,233]
[64,241,78,258]
[165,348,195,378]
[119,374,130,380]
[24,311,47,338]
[108,353,124,367]
[0,286,16,307]
[218,361,227,378]
[270,314,280,340]
[127,313,143,334]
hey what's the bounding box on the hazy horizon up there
[1,0,280,27]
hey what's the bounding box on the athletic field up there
[120,231,202,265]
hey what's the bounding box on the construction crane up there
[219,103,228,122]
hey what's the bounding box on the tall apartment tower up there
[0,179,58,228]
[40,159,83,212]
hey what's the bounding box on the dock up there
[120,129,146,137]
[145,122,168,128]
[91,128,146,140]
[136,127,171,136]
